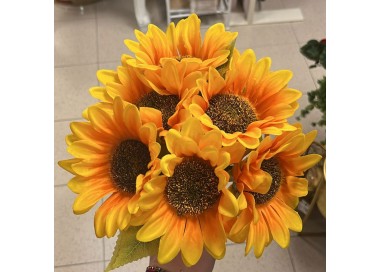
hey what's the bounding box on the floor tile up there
[104,257,149,272]
[55,19,98,66]
[55,120,77,186]
[96,0,140,62]
[289,236,326,272]
[55,64,99,120]
[54,2,97,21]
[282,0,326,44]
[55,186,104,266]
[104,234,118,261]
[232,23,297,51]
[214,242,294,272]
[55,262,104,272]
[98,61,121,71]
[253,43,317,94]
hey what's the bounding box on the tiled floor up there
[54,0,326,271]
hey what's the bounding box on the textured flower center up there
[110,140,151,194]
[136,92,180,130]
[165,157,220,216]
[251,158,283,205]
[205,94,257,134]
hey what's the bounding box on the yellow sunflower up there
[124,13,237,71]
[136,117,244,266]
[189,49,302,149]
[89,59,203,132]
[227,124,322,257]
[58,97,161,238]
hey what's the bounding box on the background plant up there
[297,39,326,133]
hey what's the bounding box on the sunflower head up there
[136,117,243,266]
[189,49,302,149]
[123,14,237,72]
[58,97,162,238]
[227,124,322,257]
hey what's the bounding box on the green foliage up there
[297,39,326,144]
[105,226,160,272]
[300,39,326,69]
[297,76,326,127]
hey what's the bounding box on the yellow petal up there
[218,189,239,217]
[123,103,142,140]
[271,199,302,232]
[58,158,81,175]
[199,209,226,259]
[263,207,290,248]
[157,217,185,264]
[181,217,204,266]
[287,154,322,173]
[180,117,203,142]
[88,106,116,136]
[73,183,114,214]
[222,141,246,164]
[97,70,118,86]
[199,129,222,150]
[229,209,253,238]
[285,176,308,197]
[160,154,183,177]
[89,86,113,102]
[136,203,173,242]
[140,107,163,128]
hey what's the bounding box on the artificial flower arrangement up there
[59,14,322,271]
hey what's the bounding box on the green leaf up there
[319,47,326,68]
[105,226,160,272]
[217,40,236,78]
[300,40,322,62]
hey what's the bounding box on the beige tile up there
[104,233,118,260]
[55,19,97,66]
[214,242,294,272]
[283,0,326,44]
[253,43,316,94]
[55,262,104,272]
[96,0,139,63]
[289,236,326,272]
[55,186,104,266]
[307,63,326,88]
[98,61,121,71]
[54,2,96,21]
[55,120,77,186]
[232,23,297,51]
[55,64,99,120]
[104,258,149,272]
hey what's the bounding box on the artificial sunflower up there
[188,49,302,149]
[124,13,237,72]
[136,117,244,266]
[227,124,322,257]
[58,98,161,238]
[89,58,203,132]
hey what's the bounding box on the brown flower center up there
[110,140,151,194]
[136,91,180,130]
[205,94,257,134]
[165,157,220,216]
[251,158,283,205]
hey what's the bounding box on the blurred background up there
[54,0,326,271]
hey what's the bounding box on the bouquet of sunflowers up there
[59,14,322,271]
